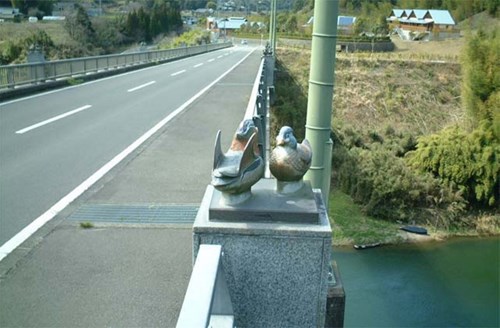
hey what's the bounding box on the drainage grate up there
[68,204,199,224]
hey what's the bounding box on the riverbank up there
[328,190,500,247]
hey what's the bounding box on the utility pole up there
[304,0,339,207]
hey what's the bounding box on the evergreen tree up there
[65,4,95,45]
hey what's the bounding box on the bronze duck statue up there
[269,126,312,182]
[211,119,265,201]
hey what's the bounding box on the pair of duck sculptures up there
[212,118,312,204]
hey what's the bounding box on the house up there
[0,7,20,21]
[208,17,247,35]
[388,9,459,41]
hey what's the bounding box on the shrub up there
[407,122,500,207]
[335,143,467,228]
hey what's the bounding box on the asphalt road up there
[0,45,256,246]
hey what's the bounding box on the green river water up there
[333,237,499,327]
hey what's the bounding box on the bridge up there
[0,35,344,326]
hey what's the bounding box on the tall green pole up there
[268,0,274,47]
[271,0,277,53]
[304,0,339,207]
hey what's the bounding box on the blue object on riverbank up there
[401,225,428,235]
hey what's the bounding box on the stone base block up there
[193,182,332,327]
[209,179,319,224]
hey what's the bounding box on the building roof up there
[306,16,356,26]
[217,17,247,30]
[388,9,455,25]
[408,9,428,19]
[427,10,455,25]
[0,7,19,15]
[338,16,356,26]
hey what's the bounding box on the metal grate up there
[68,204,198,224]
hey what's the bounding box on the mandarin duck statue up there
[211,119,265,202]
[269,126,312,183]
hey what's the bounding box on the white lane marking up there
[193,63,203,68]
[208,58,215,62]
[127,81,156,92]
[171,70,186,76]
[217,55,223,59]
[16,105,92,134]
[0,47,256,262]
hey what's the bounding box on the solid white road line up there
[0,48,256,262]
[16,105,92,134]
[127,81,156,92]
[171,70,186,76]
[193,63,203,68]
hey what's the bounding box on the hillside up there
[274,47,463,139]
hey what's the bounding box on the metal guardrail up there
[176,245,234,328]
[244,51,274,168]
[0,42,231,90]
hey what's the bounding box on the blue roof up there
[217,18,247,29]
[409,9,428,19]
[389,9,455,26]
[306,16,356,26]
[427,10,455,25]
[338,16,356,26]
[391,9,404,17]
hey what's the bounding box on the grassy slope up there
[275,40,500,246]
[0,21,70,45]
[276,47,464,137]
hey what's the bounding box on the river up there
[333,238,499,327]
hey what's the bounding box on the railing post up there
[7,67,14,88]
[177,245,233,328]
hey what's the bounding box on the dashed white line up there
[171,70,186,76]
[217,55,223,59]
[0,47,256,262]
[208,59,215,62]
[127,81,156,92]
[16,105,92,134]
[194,63,203,68]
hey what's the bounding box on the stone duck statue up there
[270,126,312,183]
[211,119,265,202]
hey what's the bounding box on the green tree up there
[284,14,298,34]
[65,4,95,45]
[461,29,500,129]
[206,1,216,10]
[408,29,500,207]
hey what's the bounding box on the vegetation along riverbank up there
[271,29,499,247]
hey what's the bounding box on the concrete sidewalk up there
[0,48,263,327]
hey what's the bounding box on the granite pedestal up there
[193,179,332,327]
